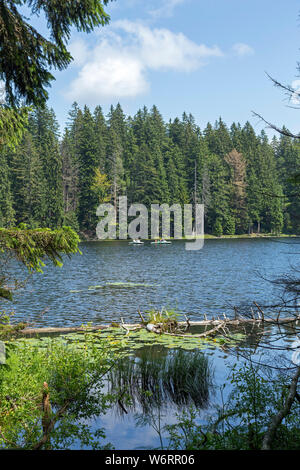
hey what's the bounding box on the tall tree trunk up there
[262,367,300,450]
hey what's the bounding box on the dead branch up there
[16,314,300,337]
[162,321,227,339]
[184,314,191,331]
[120,317,130,335]
[254,302,265,322]
[252,111,300,139]
[138,309,146,323]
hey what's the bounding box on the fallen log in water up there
[19,323,138,336]
[16,314,300,337]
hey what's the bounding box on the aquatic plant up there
[70,282,158,293]
[145,308,181,333]
[108,348,212,414]
[14,323,246,356]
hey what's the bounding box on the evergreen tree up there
[0,149,15,227]
[61,129,79,231]
[0,101,289,237]
[29,107,64,228]
[10,132,45,227]
[275,132,300,233]
[224,149,247,234]
[76,106,99,232]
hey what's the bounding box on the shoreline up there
[79,233,300,242]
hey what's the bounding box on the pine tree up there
[258,131,283,233]
[61,129,79,231]
[241,122,263,233]
[275,132,300,233]
[76,105,99,232]
[0,100,292,238]
[205,153,231,234]
[0,149,15,227]
[10,131,45,227]
[29,106,64,228]
[94,105,107,172]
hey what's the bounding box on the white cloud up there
[66,52,148,101]
[149,0,186,19]
[232,43,254,57]
[69,39,91,66]
[117,20,222,71]
[65,21,223,102]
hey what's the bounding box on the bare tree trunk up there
[262,366,300,450]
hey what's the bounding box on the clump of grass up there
[108,347,212,414]
[146,308,180,333]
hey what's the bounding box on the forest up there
[1,102,299,237]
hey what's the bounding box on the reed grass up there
[108,347,212,413]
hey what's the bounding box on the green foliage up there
[223,215,235,235]
[146,308,180,328]
[54,323,246,354]
[165,363,300,450]
[213,218,223,237]
[165,407,206,450]
[0,312,27,340]
[0,225,80,271]
[0,107,30,149]
[275,133,300,233]
[29,107,64,228]
[0,1,112,107]
[91,168,111,204]
[0,225,80,299]
[0,335,117,449]
[0,102,296,236]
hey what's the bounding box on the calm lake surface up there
[4,237,300,327]
[4,237,299,449]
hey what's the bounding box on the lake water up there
[3,237,300,328]
[3,237,299,449]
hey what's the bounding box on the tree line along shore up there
[1,103,299,238]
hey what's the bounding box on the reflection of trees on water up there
[215,320,300,368]
[108,347,213,415]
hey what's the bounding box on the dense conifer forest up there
[1,102,299,237]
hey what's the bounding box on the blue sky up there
[41,0,299,136]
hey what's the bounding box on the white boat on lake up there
[151,239,172,245]
[129,239,144,245]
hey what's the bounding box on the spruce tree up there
[0,149,15,227]
[10,131,45,227]
[29,107,64,228]
[76,106,99,233]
